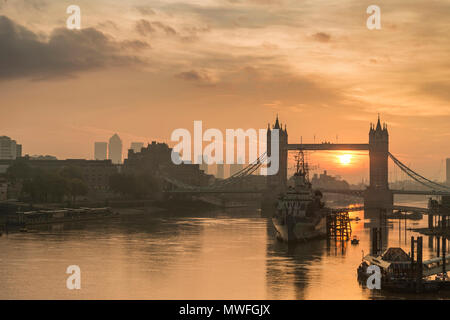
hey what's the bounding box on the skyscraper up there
[108,134,122,164]
[94,142,108,160]
[130,142,144,153]
[446,158,450,185]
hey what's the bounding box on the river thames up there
[1,198,449,300]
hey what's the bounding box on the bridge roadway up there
[391,189,450,196]
[166,188,437,215]
[168,187,450,199]
[166,189,264,194]
[320,188,450,197]
[287,143,369,151]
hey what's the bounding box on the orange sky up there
[1,0,449,183]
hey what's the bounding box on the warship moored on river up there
[272,151,328,242]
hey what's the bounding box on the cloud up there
[175,70,212,84]
[226,0,283,4]
[136,6,156,16]
[121,40,151,51]
[151,21,177,35]
[312,32,331,43]
[135,19,177,36]
[420,82,450,102]
[0,15,145,80]
[161,2,303,29]
[4,0,48,11]
[97,20,119,31]
[135,19,156,36]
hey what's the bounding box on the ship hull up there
[272,216,326,243]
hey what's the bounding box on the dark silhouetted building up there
[0,136,21,160]
[0,158,118,198]
[311,170,350,190]
[125,141,214,187]
[0,177,7,200]
[29,155,58,160]
[130,142,144,153]
[447,158,450,185]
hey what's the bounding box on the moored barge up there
[12,207,118,226]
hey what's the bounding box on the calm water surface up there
[1,198,449,299]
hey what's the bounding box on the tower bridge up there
[266,115,393,211]
[166,115,450,214]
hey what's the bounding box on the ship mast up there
[295,150,310,182]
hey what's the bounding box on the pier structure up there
[326,210,352,241]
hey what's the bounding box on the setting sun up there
[338,154,352,165]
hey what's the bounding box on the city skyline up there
[3,124,450,184]
[1,0,449,182]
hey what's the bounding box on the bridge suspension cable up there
[163,152,268,191]
[388,152,450,192]
[209,152,267,189]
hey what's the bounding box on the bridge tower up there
[266,115,288,193]
[365,115,393,210]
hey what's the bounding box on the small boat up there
[351,236,360,245]
[435,273,449,281]
[19,228,28,233]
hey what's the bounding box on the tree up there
[59,166,83,180]
[6,160,32,182]
[68,178,88,203]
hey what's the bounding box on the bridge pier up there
[364,188,393,215]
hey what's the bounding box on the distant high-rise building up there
[94,142,108,160]
[0,136,21,160]
[108,134,122,164]
[216,162,224,179]
[446,158,450,185]
[130,142,144,153]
